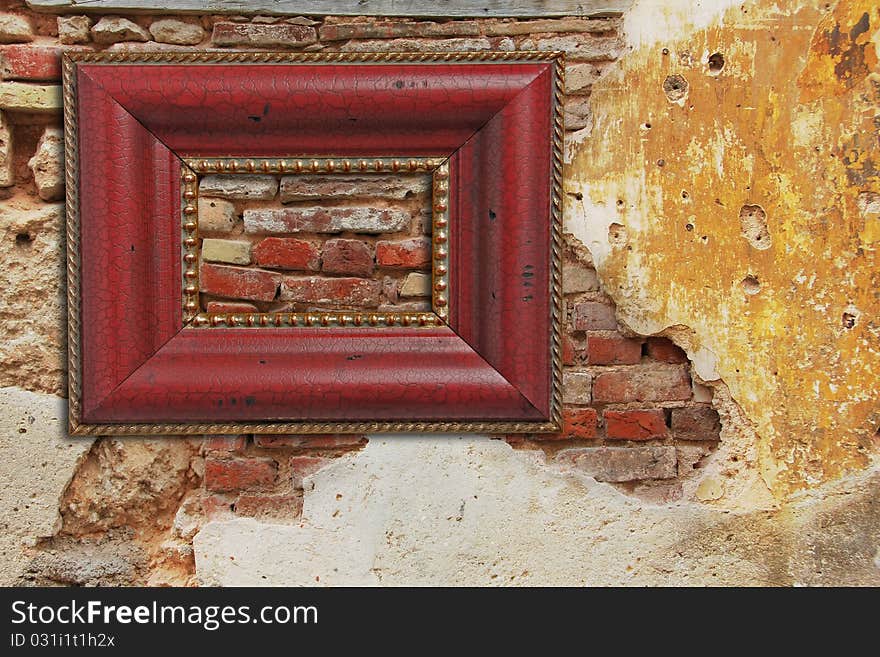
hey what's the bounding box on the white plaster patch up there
[0,387,94,585]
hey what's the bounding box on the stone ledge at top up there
[25,0,632,18]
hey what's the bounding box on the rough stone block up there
[28,127,64,201]
[563,261,599,293]
[58,16,92,45]
[90,16,150,45]
[0,14,33,44]
[0,110,11,187]
[200,174,277,201]
[534,35,624,61]
[556,446,678,482]
[149,18,205,45]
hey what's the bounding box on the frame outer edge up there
[62,53,83,434]
[549,53,565,431]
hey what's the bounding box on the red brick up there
[593,366,692,403]
[235,493,303,522]
[376,237,432,268]
[202,494,236,520]
[586,334,643,364]
[321,238,374,277]
[604,409,667,440]
[646,337,688,363]
[562,408,598,440]
[203,435,247,453]
[211,22,317,47]
[199,263,280,302]
[571,301,618,330]
[290,455,330,489]
[204,457,277,493]
[280,276,381,307]
[252,237,320,271]
[0,45,63,81]
[562,334,577,365]
[671,405,721,441]
[254,435,367,450]
[205,301,259,314]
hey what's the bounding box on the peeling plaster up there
[566,0,880,496]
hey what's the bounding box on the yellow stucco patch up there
[567,0,879,497]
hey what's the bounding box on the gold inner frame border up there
[180,156,450,329]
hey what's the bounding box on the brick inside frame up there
[63,51,564,435]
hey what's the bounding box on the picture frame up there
[63,51,564,435]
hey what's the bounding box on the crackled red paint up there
[73,58,558,428]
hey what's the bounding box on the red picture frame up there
[63,51,564,435]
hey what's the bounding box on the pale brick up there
[556,446,678,482]
[245,207,409,234]
[58,16,92,45]
[564,97,593,132]
[0,110,11,187]
[149,19,206,45]
[200,175,277,201]
[201,239,252,266]
[566,63,603,95]
[378,301,432,312]
[534,35,625,61]
[562,370,592,404]
[0,14,33,44]
[198,198,237,234]
[399,272,431,297]
[211,22,316,47]
[341,38,492,52]
[319,21,480,41]
[280,175,429,203]
[90,16,150,45]
[571,301,617,330]
[563,262,599,293]
[0,82,61,112]
[484,18,616,36]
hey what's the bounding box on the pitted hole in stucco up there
[663,74,689,102]
[608,222,627,248]
[742,275,761,295]
[686,223,695,231]
[842,311,858,329]
[739,204,771,250]
[14,232,34,247]
[708,52,725,74]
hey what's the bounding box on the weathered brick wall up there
[1,3,724,583]
[197,172,432,313]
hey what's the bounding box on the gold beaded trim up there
[183,156,450,329]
